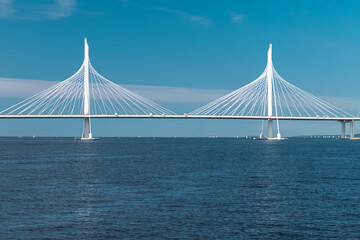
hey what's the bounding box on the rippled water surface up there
[1,137,360,239]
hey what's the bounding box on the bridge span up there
[0,40,357,140]
[0,114,359,121]
[0,114,356,139]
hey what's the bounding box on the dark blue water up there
[1,137,360,239]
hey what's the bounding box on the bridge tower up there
[81,38,94,140]
[266,44,274,138]
[266,44,282,139]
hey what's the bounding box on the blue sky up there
[1,0,360,137]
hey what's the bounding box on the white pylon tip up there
[267,44,272,65]
[84,38,89,59]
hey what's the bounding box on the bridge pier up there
[339,120,355,139]
[341,121,346,139]
[81,117,94,140]
[350,120,355,139]
[268,119,273,138]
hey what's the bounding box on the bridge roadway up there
[0,114,359,121]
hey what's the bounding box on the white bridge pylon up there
[191,44,352,139]
[0,42,355,139]
[0,39,175,139]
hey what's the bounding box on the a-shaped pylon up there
[191,44,352,139]
[0,39,175,139]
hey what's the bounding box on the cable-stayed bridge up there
[0,39,357,140]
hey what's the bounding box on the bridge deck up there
[0,115,358,121]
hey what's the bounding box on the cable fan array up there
[0,41,351,120]
[190,65,352,118]
[0,62,174,116]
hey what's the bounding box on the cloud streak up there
[119,0,212,27]
[153,7,212,27]
[0,77,229,104]
[0,78,58,97]
[0,0,76,20]
[230,11,244,22]
[125,85,229,104]
[1,77,358,114]
[42,0,76,20]
[321,96,360,114]
[0,0,14,17]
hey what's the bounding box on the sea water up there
[1,137,360,239]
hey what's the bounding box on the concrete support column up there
[341,121,346,139]
[82,117,92,139]
[350,120,354,139]
[268,119,273,138]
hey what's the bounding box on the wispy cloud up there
[0,77,229,104]
[119,0,212,27]
[0,0,14,17]
[230,11,244,22]
[321,96,360,115]
[2,77,357,115]
[153,7,212,27]
[0,78,58,97]
[0,0,76,20]
[125,85,229,104]
[42,0,76,20]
